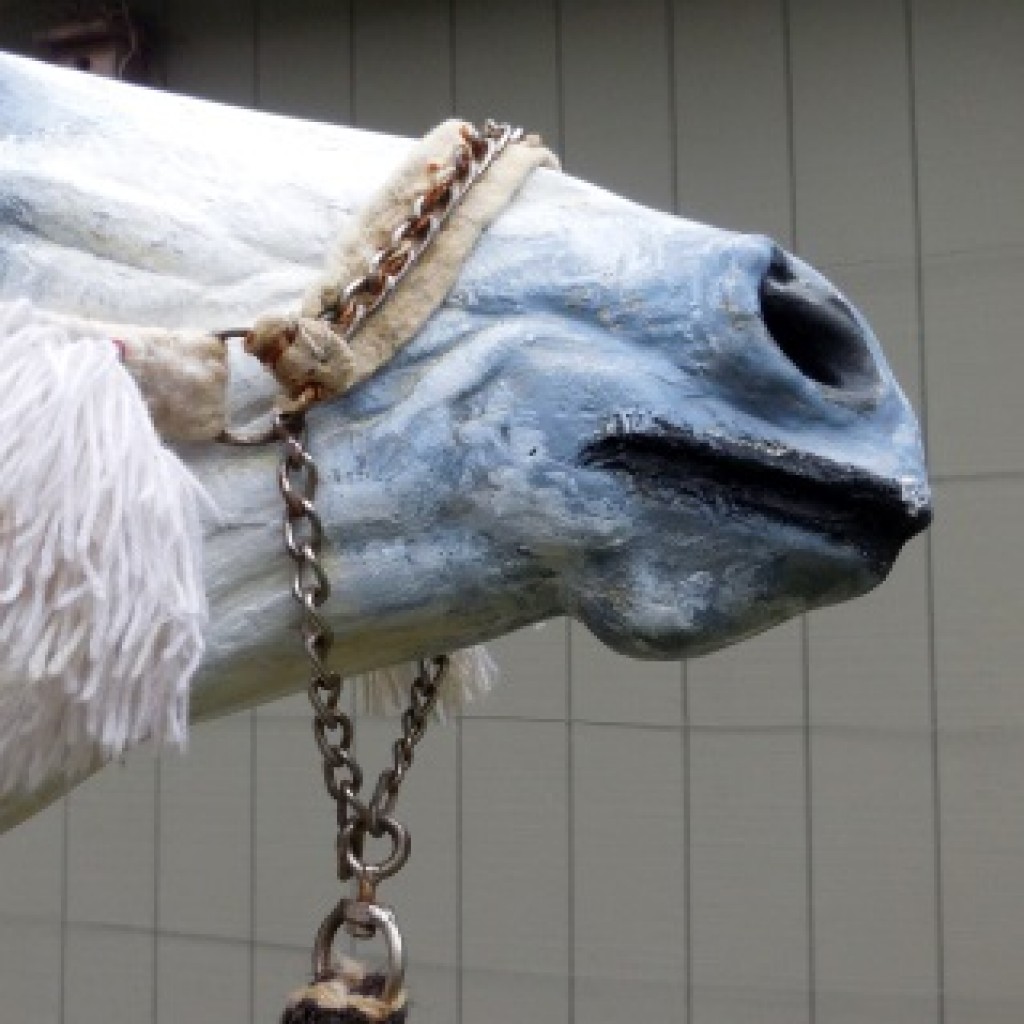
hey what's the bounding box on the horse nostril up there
[759,247,881,392]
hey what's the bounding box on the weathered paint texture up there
[0,53,929,830]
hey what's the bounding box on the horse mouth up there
[579,416,932,569]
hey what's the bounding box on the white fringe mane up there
[0,301,209,794]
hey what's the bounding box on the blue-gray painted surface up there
[0,52,929,829]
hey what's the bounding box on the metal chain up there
[318,120,522,339]
[245,120,521,998]
[275,410,448,975]
[216,119,524,446]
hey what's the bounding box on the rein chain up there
[278,410,443,996]
[249,120,523,1011]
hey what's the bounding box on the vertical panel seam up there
[781,0,799,246]
[449,0,458,113]
[456,715,464,1024]
[59,795,68,1024]
[554,0,566,160]
[682,660,692,1024]
[666,0,679,214]
[250,712,257,1020]
[567,619,575,1024]
[904,3,944,1021]
[349,2,358,124]
[801,616,815,1024]
[153,757,161,1024]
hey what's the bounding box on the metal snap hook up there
[312,899,406,1004]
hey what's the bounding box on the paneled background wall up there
[1,1,1022,1022]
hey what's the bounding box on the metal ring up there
[214,357,312,446]
[341,813,410,888]
[212,331,281,445]
[312,899,406,1003]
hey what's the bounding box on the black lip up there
[580,417,932,562]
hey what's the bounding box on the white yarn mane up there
[0,301,208,794]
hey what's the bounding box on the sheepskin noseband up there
[253,119,558,417]
[0,120,557,796]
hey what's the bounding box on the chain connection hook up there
[312,899,407,1003]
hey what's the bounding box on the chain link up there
[217,119,524,446]
[275,411,448,909]
[318,120,522,338]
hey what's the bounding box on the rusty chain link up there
[317,120,522,339]
[217,119,524,444]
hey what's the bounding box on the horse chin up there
[571,522,894,661]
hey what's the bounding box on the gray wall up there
[1,1,1022,1022]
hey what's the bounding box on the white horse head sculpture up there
[0,53,930,830]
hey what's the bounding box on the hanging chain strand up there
[276,410,448,989]
[267,120,524,1010]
